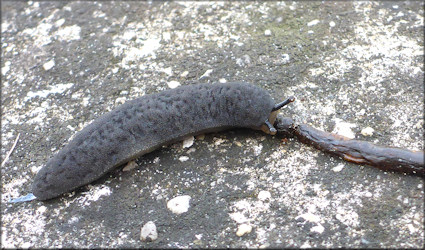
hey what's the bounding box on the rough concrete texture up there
[1,1,423,248]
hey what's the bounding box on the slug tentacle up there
[264,119,277,135]
[272,96,295,111]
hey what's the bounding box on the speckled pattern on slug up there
[32,82,275,200]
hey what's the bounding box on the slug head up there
[260,96,295,135]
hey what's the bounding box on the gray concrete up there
[1,1,423,248]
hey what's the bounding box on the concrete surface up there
[1,1,424,248]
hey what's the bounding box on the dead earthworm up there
[275,116,424,176]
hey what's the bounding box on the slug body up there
[33,82,293,200]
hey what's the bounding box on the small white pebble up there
[200,69,213,79]
[230,212,248,224]
[140,221,158,241]
[182,136,194,148]
[186,148,196,154]
[282,54,290,64]
[364,191,373,198]
[219,78,227,83]
[332,164,344,172]
[264,29,272,36]
[68,216,79,224]
[167,195,191,214]
[329,21,335,27]
[260,243,270,249]
[407,224,415,233]
[179,156,189,162]
[392,5,399,9]
[396,12,404,17]
[31,165,42,174]
[55,18,65,27]
[43,59,55,71]
[21,242,31,248]
[1,61,11,75]
[258,190,271,201]
[296,213,320,223]
[167,81,180,89]
[300,242,311,248]
[162,32,171,41]
[115,96,127,105]
[367,86,376,91]
[307,19,320,26]
[310,223,325,234]
[236,224,252,236]
[361,127,374,136]
[162,67,173,76]
[214,138,226,146]
[37,206,47,213]
[122,160,137,172]
[332,120,356,139]
[180,71,189,77]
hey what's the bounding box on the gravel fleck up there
[332,164,345,172]
[236,224,252,237]
[182,136,194,148]
[167,81,181,89]
[140,221,158,242]
[361,127,375,136]
[122,160,137,172]
[307,19,320,26]
[43,60,55,71]
[258,190,271,201]
[178,156,189,162]
[167,195,191,214]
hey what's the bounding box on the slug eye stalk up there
[272,96,295,111]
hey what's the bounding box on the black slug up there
[32,82,294,200]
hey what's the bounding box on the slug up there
[32,82,294,200]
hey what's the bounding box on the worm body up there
[33,82,291,200]
[275,116,425,176]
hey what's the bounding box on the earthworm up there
[275,116,424,176]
